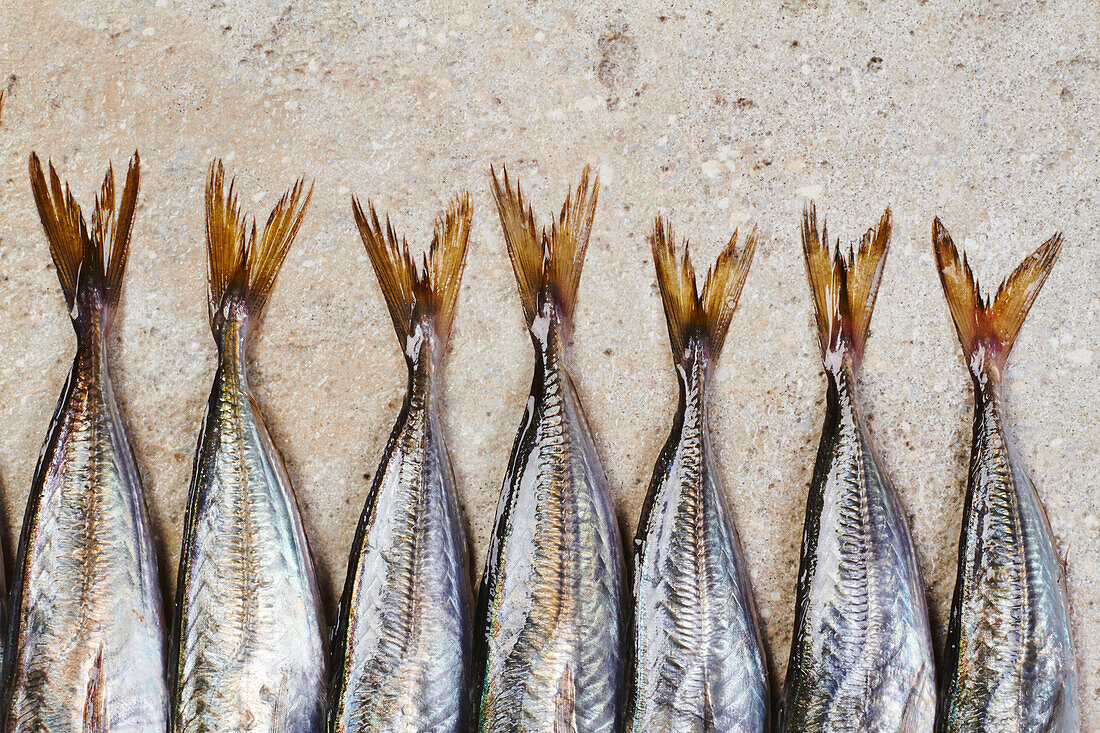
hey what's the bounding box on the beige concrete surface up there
[0,0,1096,722]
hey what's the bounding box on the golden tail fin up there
[490,165,598,327]
[352,193,472,350]
[204,159,312,333]
[650,216,756,362]
[29,151,140,330]
[932,217,1061,382]
[801,202,891,369]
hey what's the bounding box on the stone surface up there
[0,0,1097,722]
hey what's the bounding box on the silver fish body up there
[329,330,474,732]
[629,345,769,732]
[476,311,627,732]
[6,153,166,731]
[170,318,327,731]
[935,381,1076,732]
[5,331,168,732]
[780,362,935,732]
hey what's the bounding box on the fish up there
[778,204,935,732]
[168,161,327,732]
[3,152,167,731]
[931,220,1076,733]
[327,194,475,731]
[474,166,627,732]
[627,217,770,732]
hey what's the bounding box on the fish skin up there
[629,345,770,733]
[169,164,326,732]
[475,167,627,732]
[934,382,1077,733]
[328,197,474,732]
[779,205,935,733]
[932,221,1076,733]
[4,153,167,731]
[780,361,935,732]
[476,312,626,732]
[329,334,473,732]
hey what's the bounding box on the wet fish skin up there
[932,221,1076,733]
[628,219,768,732]
[475,166,627,732]
[169,162,326,732]
[329,197,474,732]
[780,205,935,733]
[4,153,167,731]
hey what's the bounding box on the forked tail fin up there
[29,151,140,333]
[490,165,598,330]
[932,218,1061,383]
[205,159,312,335]
[352,193,472,355]
[650,215,756,363]
[801,203,891,370]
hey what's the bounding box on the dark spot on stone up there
[790,40,799,48]
[658,14,668,22]
[604,348,614,357]
[867,56,883,71]
[363,472,371,481]
[735,97,755,109]
[596,24,638,110]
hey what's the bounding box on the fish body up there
[4,153,167,731]
[779,206,935,733]
[475,167,627,732]
[932,221,1076,733]
[628,219,768,732]
[329,197,474,731]
[169,163,326,732]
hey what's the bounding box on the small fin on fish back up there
[932,218,1061,383]
[82,648,108,733]
[801,202,891,368]
[490,164,599,326]
[352,192,472,349]
[29,150,140,328]
[205,159,312,332]
[650,215,756,362]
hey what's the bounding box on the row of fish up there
[0,149,1074,732]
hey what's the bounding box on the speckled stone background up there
[0,0,1096,723]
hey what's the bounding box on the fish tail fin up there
[650,215,756,362]
[205,159,312,334]
[29,151,140,332]
[491,164,599,328]
[932,217,1061,382]
[352,193,472,350]
[801,202,891,370]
